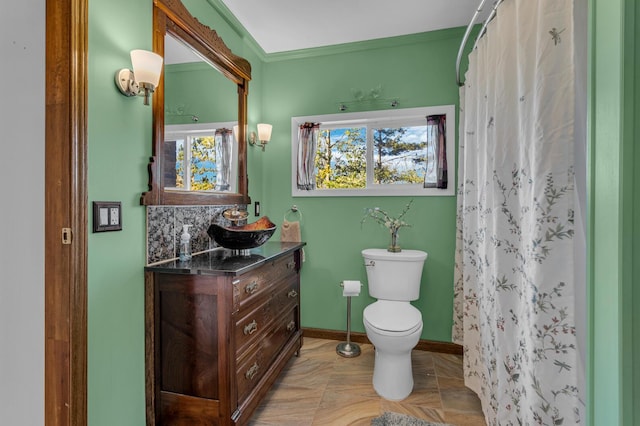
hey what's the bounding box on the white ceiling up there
[219,0,489,54]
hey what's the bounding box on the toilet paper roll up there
[342,280,362,297]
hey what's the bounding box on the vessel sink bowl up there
[207,216,276,250]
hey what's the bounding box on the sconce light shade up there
[257,123,273,143]
[115,49,163,105]
[130,50,163,88]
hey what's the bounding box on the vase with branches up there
[361,200,413,252]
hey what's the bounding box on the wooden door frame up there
[45,0,88,424]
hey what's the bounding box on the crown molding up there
[263,26,468,63]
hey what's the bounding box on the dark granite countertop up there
[145,241,306,276]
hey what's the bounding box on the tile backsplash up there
[146,204,246,264]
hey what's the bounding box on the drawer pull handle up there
[286,261,296,269]
[244,320,258,335]
[286,321,296,331]
[245,281,259,294]
[245,362,259,380]
[287,290,298,298]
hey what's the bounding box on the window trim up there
[291,105,456,197]
[165,121,238,193]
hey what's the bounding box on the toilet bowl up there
[362,248,427,401]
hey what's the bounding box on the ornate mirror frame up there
[141,0,252,206]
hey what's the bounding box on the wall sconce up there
[233,123,273,151]
[115,49,163,105]
[251,123,272,151]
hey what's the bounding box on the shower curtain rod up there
[455,0,504,87]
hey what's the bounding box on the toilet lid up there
[363,301,422,333]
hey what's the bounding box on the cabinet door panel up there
[160,289,219,399]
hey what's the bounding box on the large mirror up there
[163,34,239,193]
[141,0,251,206]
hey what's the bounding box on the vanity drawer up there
[234,299,274,355]
[236,343,264,403]
[235,276,299,358]
[261,307,299,368]
[271,276,299,316]
[236,307,298,403]
[232,253,297,312]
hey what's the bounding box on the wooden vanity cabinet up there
[144,247,303,425]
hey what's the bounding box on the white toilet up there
[362,248,428,401]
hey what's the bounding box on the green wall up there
[590,0,639,424]
[258,30,463,342]
[634,1,640,420]
[87,0,151,423]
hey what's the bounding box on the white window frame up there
[165,121,238,193]
[291,105,455,197]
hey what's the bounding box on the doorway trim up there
[45,0,88,424]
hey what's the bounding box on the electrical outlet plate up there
[93,201,122,232]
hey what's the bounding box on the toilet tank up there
[362,248,428,301]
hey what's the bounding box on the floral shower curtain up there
[452,1,584,424]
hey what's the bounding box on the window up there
[291,105,455,197]
[164,122,238,192]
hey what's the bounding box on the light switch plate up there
[93,201,122,232]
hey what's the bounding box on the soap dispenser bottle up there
[179,224,192,261]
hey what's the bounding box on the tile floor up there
[248,338,486,426]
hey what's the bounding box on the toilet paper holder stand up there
[336,281,361,358]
